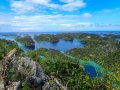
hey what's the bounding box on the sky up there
[0,0,120,32]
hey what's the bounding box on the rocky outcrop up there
[12,57,48,90]
[6,81,21,90]
[0,48,48,90]
[0,49,66,90]
[28,63,47,90]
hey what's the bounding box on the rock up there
[0,49,63,90]
[0,80,4,90]
[28,63,47,90]
[12,57,48,90]
[6,81,21,90]
[0,49,48,90]
[28,76,44,90]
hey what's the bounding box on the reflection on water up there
[0,34,84,51]
[35,39,84,51]
[0,33,106,78]
[0,32,119,52]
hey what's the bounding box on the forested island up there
[16,35,35,49]
[0,32,120,90]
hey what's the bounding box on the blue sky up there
[0,0,120,32]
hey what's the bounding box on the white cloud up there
[61,0,86,11]
[83,13,92,18]
[27,0,59,8]
[28,0,50,5]
[0,14,120,32]
[11,1,34,13]
[10,0,86,13]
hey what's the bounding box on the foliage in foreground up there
[26,48,120,90]
[0,39,22,60]
[1,33,120,90]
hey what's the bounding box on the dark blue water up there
[0,31,120,51]
[0,34,84,51]
[84,65,97,78]
[35,39,84,51]
[80,60,104,78]
[2,31,116,77]
[62,52,104,78]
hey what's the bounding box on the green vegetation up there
[34,34,59,42]
[34,33,100,42]
[27,33,120,89]
[26,48,120,90]
[66,35,120,71]
[105,34,120,38]
[22,80,32,90]
[34,33,75,42]
[16,35,35,48]
[6,62,21,81]
[57,33,74,41]
[0,33,120,90]
[0,39,22,60]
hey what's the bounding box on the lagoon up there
[34,39,84,51]
[0,32,114,78]
[0,34,84,51]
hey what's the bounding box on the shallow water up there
[61,52,104,78]
[0,33,106,77]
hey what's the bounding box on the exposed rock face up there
[12,57,48,90]
[6,81,21,90]
[0,49,64,90]
[0,54,48,90]
[12,57,36,76]
[28,63,47,90]
[0,79,4,90]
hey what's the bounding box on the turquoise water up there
[80,60,104,77]
[0,32,120,51]
[17,39,84,51]
[61,52,104,78]
[0,31,118,77]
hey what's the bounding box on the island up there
[34,34,60,43]
[16,35,35,49]
[0,33,120,90]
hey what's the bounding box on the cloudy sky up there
[0,0,120,32]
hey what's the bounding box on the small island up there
[105,34,120,38]
[34,34,60,43]
[34,33,100,42]
[16,35,35,49]
[0,32,120,90]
